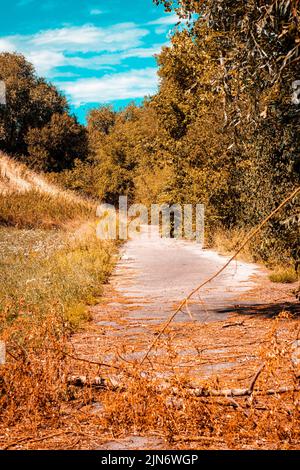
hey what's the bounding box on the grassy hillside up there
[0,154,117,428]
[0,152,94,229]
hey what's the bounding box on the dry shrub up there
[0,308,70,428]
[98,317,300,449]
[101,373,215,443]
[209,227,258,263]
[209,226,297,270]
[0,310,299,449]
[100,372,299,448]
[269,268,299,284]
[0,224,116,432]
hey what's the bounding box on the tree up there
[151,0,300,265]
[87,105,116,136]
[0,53,67,156]
[0,52,88,172]
[26,113,88,172]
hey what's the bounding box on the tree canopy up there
[0,52,87,171]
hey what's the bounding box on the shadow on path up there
[220,301,300,318]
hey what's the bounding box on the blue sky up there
[0,0,180,122]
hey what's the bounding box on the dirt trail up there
[72,225,266,369]
[113,224,261,319]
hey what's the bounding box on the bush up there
[269,268,299,284]
[0,53,88,171]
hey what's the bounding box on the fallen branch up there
[66,371,299,398]
[179,364,265,398]
[67,375,105,388]
[265,386,300,396]
[63,351,120,370]
[140,186,300,364]
[222,321,245,328]
[188,385,299,398]
[67,374,123,390]
[172,435,224,443]
[248,363,265,393]
[6,346,119,371]
[2,430,74,450]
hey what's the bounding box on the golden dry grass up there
[1,310,299,450]
[0,155,118,436]
[269,267,299,284]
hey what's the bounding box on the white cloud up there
[26,50,66,75]
[64,54,121,70]
[90,9,103,16]
[30,45,163,75]
[0,23,153,75]
[53,71,81,78]
[148,13,185,35]
[0,21,164,105]
[66,44,163,69]
[24,44,162,74]
[0,39,15,53]
[0,22,149,57]
[122,44,164,58]
[30,23,148,53]
[147,14,180,26]
[0,25,163,76]
[59,68,158,105]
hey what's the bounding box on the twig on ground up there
[172,435,224,443]
[188,384,299,398]
[63,351,120,370]
[248,363,265,393]
[2,431,74,450]
[222,321,245,328]
[68,375,106,388]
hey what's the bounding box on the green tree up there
[0,53,67,155]
[26,113,88,172]
[0,52,88,172]
[152,0,299,265]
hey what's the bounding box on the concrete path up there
[73,224,264,372]
[112,225,261,323]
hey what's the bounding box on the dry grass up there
[0,190,94,229]
[0,153,298,449]
[4,279,294,450]
[0,152,94,229]
[83,311,300,450]
[1,311,299,450]
[0,152,87,203]
[210,227,258,263]
[269,267,299,284]
[0,224,116,427]
[210,226,297,271]
[0,156,118,434]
